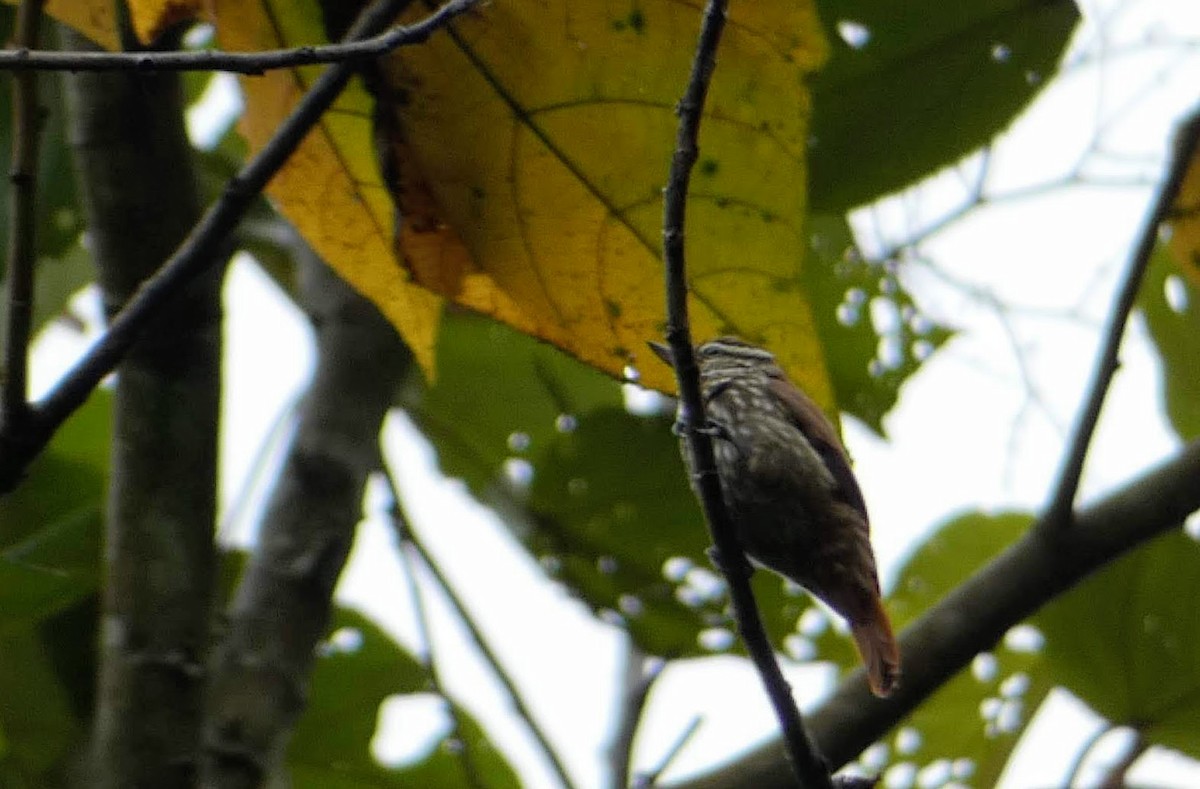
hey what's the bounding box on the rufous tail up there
[850,597,901,698]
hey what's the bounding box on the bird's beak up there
[647,341,674,366]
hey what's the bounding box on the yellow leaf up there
[19,0,201,48]
[211,0,830,405]
[126,0,204,44]
[383,1,833,401]
[1170,144,1200,290]
[5,0,119,50]
[211,0,442,375]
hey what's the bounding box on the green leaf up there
[406,313,625,498]
[1138,244,1200,440]
[0,512,100,632]
[29,240,94,338]
[292,608,427,761]
[805,214,953,434]
[0,629,83,785]
[289,608,519,788]
[35,597,99,721]
[809,0,1079,210]
[0,392,108,629]
[837,511,1042,786]
[0,391,110,546]
[887,512,1032,630]
[1036,530,1200,760]
[0,393,108,781]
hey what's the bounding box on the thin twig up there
[381,467,579,789]
[392,501,487,789]
[1097,731,1147,789]
[607,644,665,789]
[0,0,478,493]
[1,0,46,431]
[1043,105,1200,532]
[0,8,472,75]
[632,715,702,788]
[1062,723,1113,788]
[214,388,303,543]
[660,2,832,787]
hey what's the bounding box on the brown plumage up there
[650,337,900,697]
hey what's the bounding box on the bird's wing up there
[767,376,870,524]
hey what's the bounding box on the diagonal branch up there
[634,716,703,788]
[0,0,478,494]
[1,0,46,430]
[660,2,834,787]
[1043,105,1200,530]
[607,644,665,789]
[385,478,579,789]
[391,500,488,789]
[672,440,1200,789]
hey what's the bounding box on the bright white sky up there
[28,0,1200,787]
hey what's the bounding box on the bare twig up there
[1062,723,1114,788]
[633,716,702,788]
[383,469,579,789]
[660,2,832,787]
[1,0,45,431]
[215,389,303,543]
[607,644,666,789]
[1097,731,1147,789]
[1043,105,1200,532]
[392,498,487,789]
[0,6,470,75]
[865,171,1153,270]
[0,0,478,493]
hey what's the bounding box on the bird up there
[649,336,900,697]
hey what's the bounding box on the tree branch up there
[607,644,664,789]
[1043,105,1200,530]
[393,511,488,789]
[672,440,1200,788]
[201,253,413,788]
[385,478,579,789]
[60,21,224,787]
[1,0,46,431]
[660,2,834,787]
[0,7,473,74]
[1097,731,1147,789]
[0,0,477,494]
[634,716,703,788]
[1062,723,1114,788]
